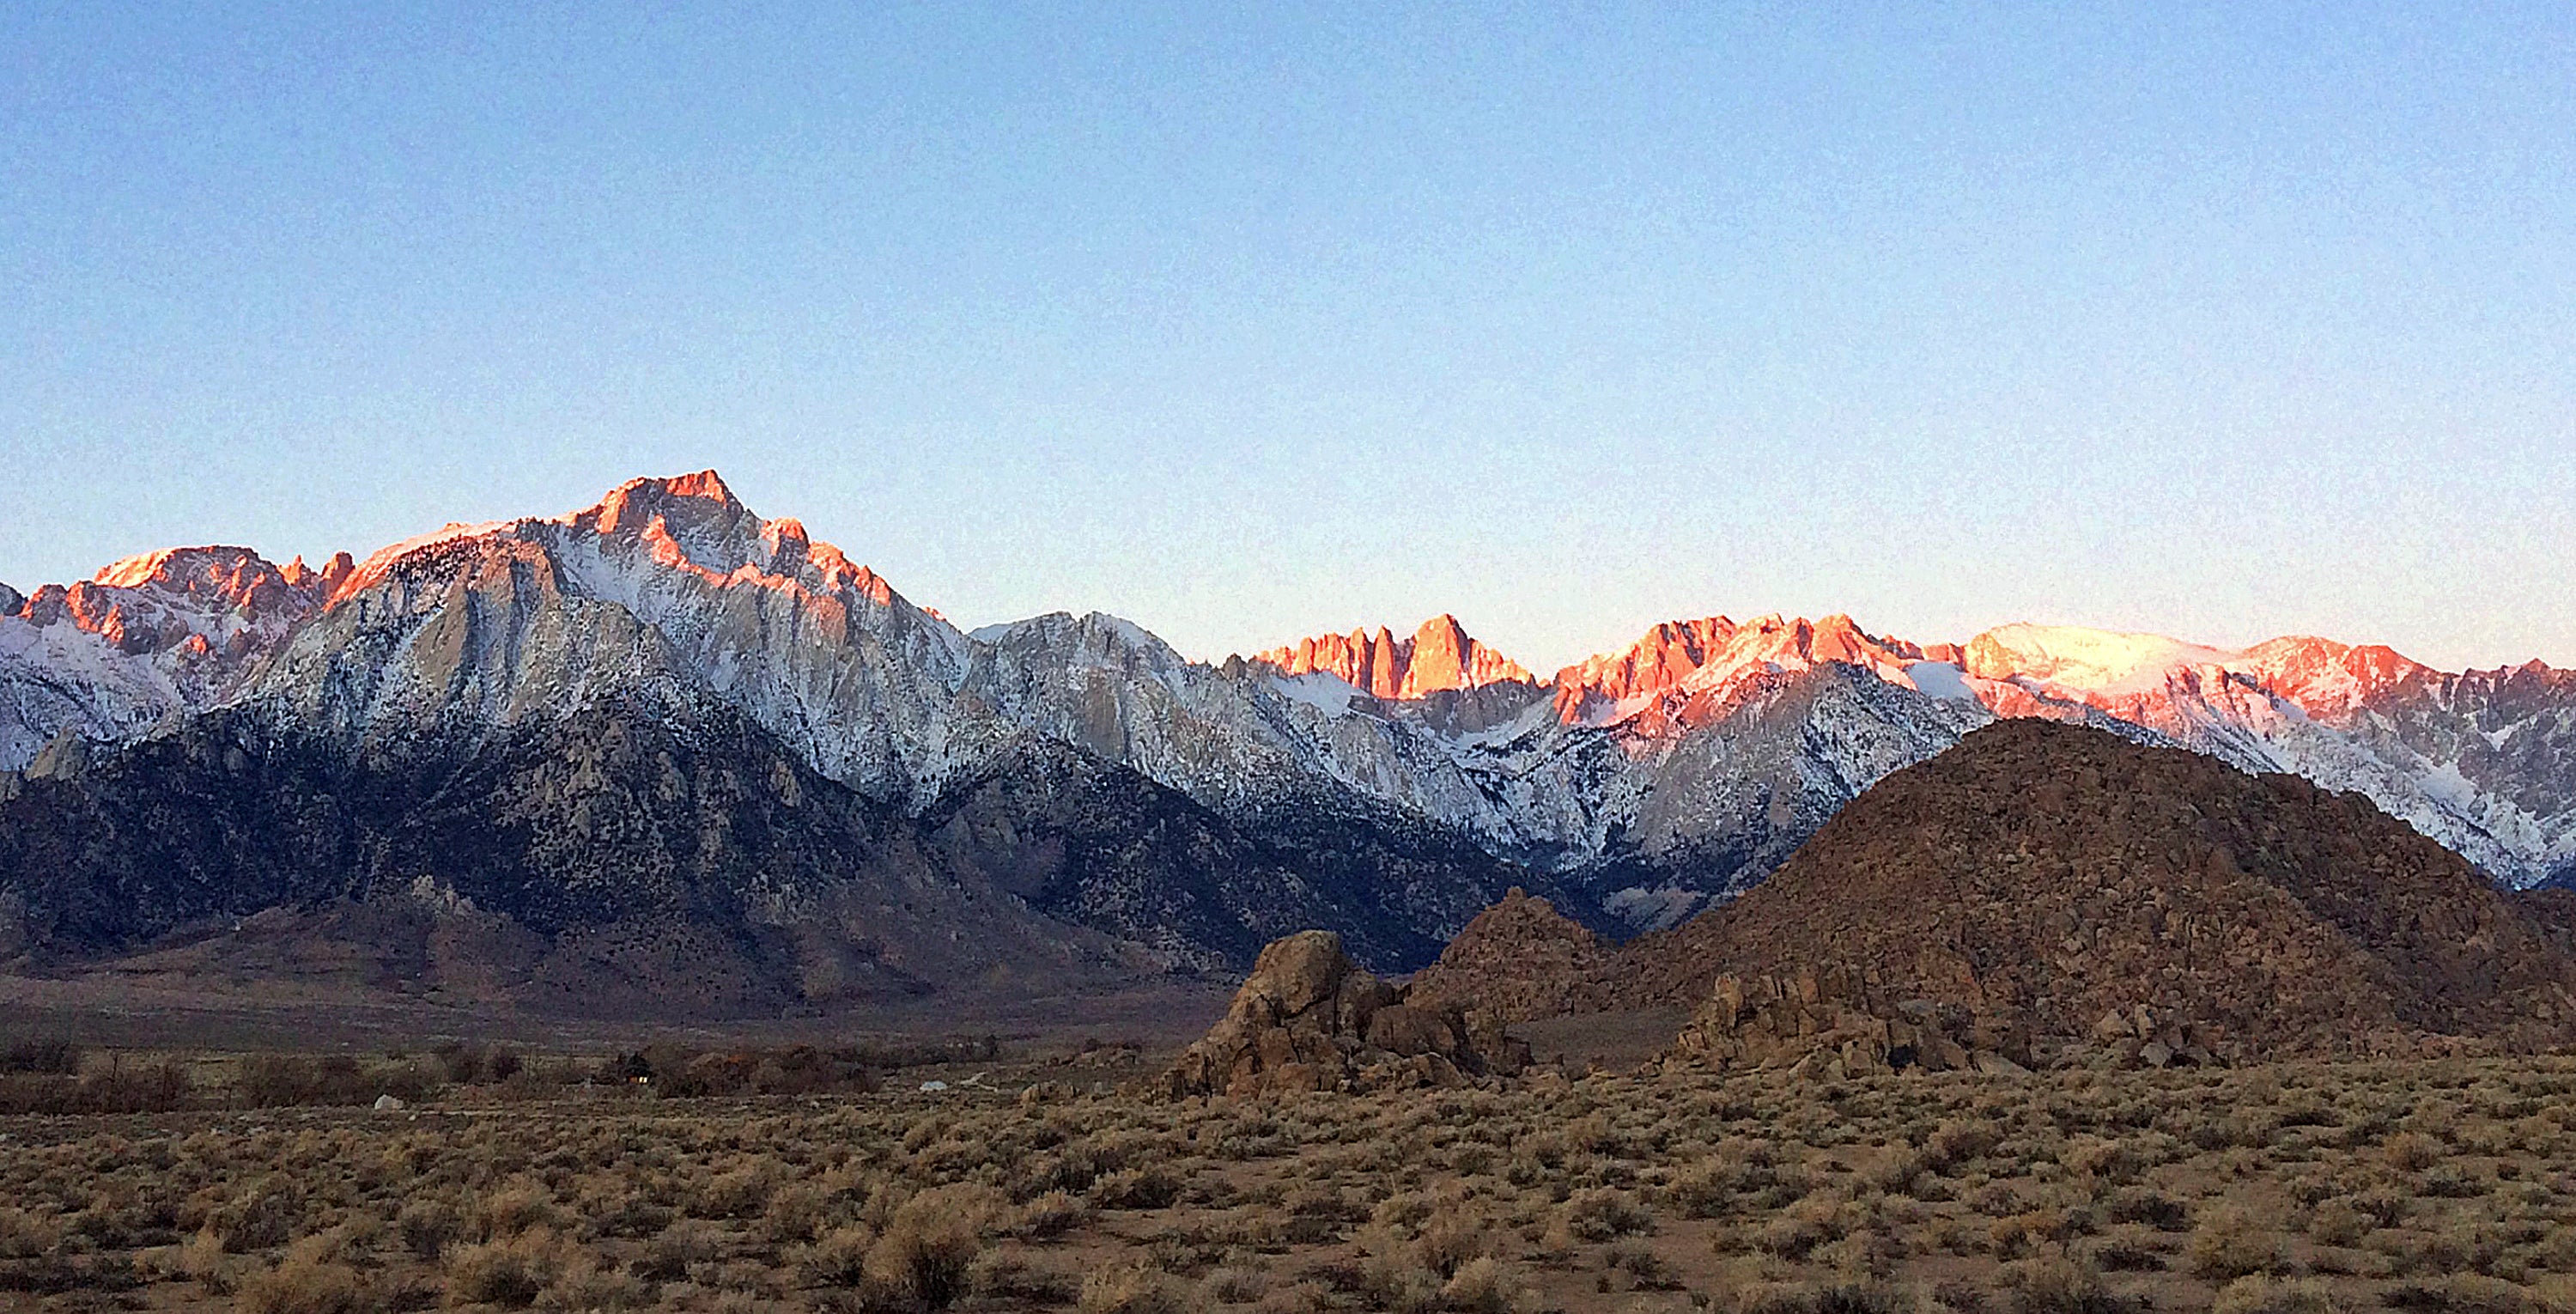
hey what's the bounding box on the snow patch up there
[1904,661,1975,701]
[1270,672,1364,717]
[1973,624,2242,697]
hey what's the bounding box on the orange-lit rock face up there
[1252,614,1535,699]
[34,546,337,661]
[1549,613,1936,729]
[1959,625,2450,731]
[2234,636,2441,719]
[1548,617,1738,720]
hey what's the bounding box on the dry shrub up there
[0,1208,61,1260]
[1559,1187,1652,1241]
[1927,1119,2002,1173]
[1968,1180,2026,1217]
[443,1228,568,1308]
[970,1250,1077,1302]
[2189,1205,2287,1280]
[2210,1275,2336,1314]
[397,1197,461,1260]
[639,1218,724,1282]
[1997,1254,2136,1314]
[1011,1189,1091,1238]
[1441,1256,1528,1314]
[1991,1211,2077,1260]
[762,1182,828,1244]
[798,1224,874,1287]
[1092,1165,1183,1210]
[864,1183,1003,1308]
[1078,1261,1187,1314]
[2077,1226,2166,1274]
[2308,1197,2371,1247]
[1202,1264,1268,1302]
[538,1252,653,1311]
[211,1182,306,1252]
[1758,1196,1845,1262]
[1672,1141,1795,1217]
[1249,1279,1334,1314]
[177,1227,237,1295]
[473,1182,558,1238]
[1607,1240,1681,1288]
[1413,1200,1486,1280]
[2383,1273,2535,1313]
[2385,1131,2445,1172]
[2061,1136,2141,1182]
[695,1164,775,1220]
[1730,1280,1914,1314]
[234,1256,379,1314]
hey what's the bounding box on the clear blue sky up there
[3,3,2570,672]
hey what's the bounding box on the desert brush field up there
[7,1043,2576,1313]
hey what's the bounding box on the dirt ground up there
[9,1048,2576,1313]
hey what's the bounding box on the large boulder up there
[1163,930,1530,1098]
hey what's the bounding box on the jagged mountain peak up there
[328,471,910,616]
[11,543,333,657]
[1550,611,1949,729]
[1249,613,1535,700]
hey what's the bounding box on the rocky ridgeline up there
[1665,964,2034,1080]
[1163,931,1529,1098]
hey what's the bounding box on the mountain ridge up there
[3,470,2572,1000]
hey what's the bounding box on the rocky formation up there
[1405,888,1612,1020]
[1163,931,1529,1098]
[1251,614,1536,699]
[1429,721,2576,1062]
[1668,965,2033,1079]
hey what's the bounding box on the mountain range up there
[3,471,2570,1009]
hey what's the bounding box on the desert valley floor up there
[9,1035,2576,1314]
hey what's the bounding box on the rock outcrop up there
[1163,930,1529,1098]
[1405,888,1613,1021]
[1668,964,2032,1079]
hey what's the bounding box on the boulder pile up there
[1163,930,1529,1098]
[1668,964,2032,1079]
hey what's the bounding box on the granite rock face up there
[1163,931,1529,1098]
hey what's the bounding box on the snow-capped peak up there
[1963,624,2244,697]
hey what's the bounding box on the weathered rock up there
[1163,930,1530,1098]
[1406,888,1613,1021]
[1668,964,2030,1078]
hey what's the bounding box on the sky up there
[3,3,2571,674]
